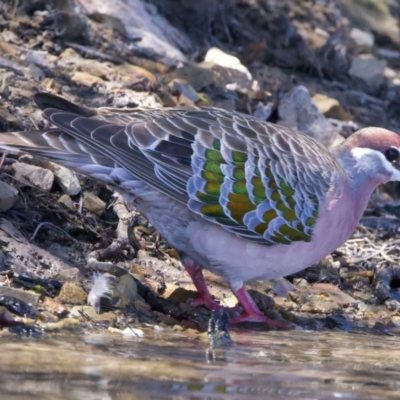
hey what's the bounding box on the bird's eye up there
[385,148,399,162]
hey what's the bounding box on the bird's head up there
[337,127,400,185]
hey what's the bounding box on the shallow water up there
[1,329,400,400]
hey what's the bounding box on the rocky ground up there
[1,0,400,341]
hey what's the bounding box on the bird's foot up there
[188,295,222,311]
[230,311,290,328]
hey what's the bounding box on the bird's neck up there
[333,145,389,219]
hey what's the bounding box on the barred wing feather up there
[0,94,344,246]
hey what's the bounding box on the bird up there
[1,92,400,326]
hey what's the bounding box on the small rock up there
[164,64,215,91]
[26,63,45,81]
[299,294,343,314]
[58,48,83,67]
[24,50,57,68]
[293,278,309,288]
[78,60,112,79]
[55,267,81,281]
[50,163,81,195]
[167,287,198,304]
[110,89,161,108]
[115,64,157,91]
[0,181,18,212]
[348,55,387,91]
[71,71,104,88]
[18,156,81,195]
[58,194,75,210]
[168,79,200,104]
[204,47,252,81]
[350,28,374,50]
[41,296,69,318]
[83,191,106,216]
[248,289,275,313]
[312,93,352,121]
[278,86,340,148]
[57,282,87,305]
[12,162,54,191]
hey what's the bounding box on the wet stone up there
[0,295,38,318]
[0,286,40,308]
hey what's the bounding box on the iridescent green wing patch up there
[122,107,338,245]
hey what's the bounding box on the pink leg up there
[181,257,222,311]
[230,286,288,327]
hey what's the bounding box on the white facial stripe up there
[351,146,400,181]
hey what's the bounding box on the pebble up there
[71,71,104,88]
[83,191,106,216]
[58,194,75,210]
[12,162,54,191]
[57,282,87,305]
[0,181,18,212]
[350,28,374,50]
[348,55,387,92]
[50,163,81,195]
